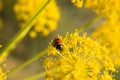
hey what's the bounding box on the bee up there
[52,38,63,51]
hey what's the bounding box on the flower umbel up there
[84,0,120,24]
[91,21,120,67]
[42,30,115,80]
[14,0,60,38]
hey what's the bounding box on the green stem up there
[0,0,51,62]
[7,49,47,75]
[77,15,103,33]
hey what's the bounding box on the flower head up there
[91,21,120,67]
[84,0,120,24]
[14,0,60,38]
[42,30,115,80]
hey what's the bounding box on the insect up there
[53,38,63,51]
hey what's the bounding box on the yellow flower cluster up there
[0,44,7,63]
[0,68,6,80]
[0,45,7,80]
[71,0,83,8]
[92,21,120,67]
[84,0,120,24]
[71,0,120,24]
[42,31,115,80]
[14,0,60,38]
[0,53,7,63]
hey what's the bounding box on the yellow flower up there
[0,44,7,62]
[0,67,7,80]
[14,0,60,38]
[0,45,7,80]
[42,30,115,80]
[0,53,7,63]
[81,0,120,24]
[91,21,120,67]
[71,0,83,8]
[0,44,7,66]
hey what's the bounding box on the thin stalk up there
[77,15,103,33]
[0,0,51,62]
[7,49,47,75]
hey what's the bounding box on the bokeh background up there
[1,0,119,80]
